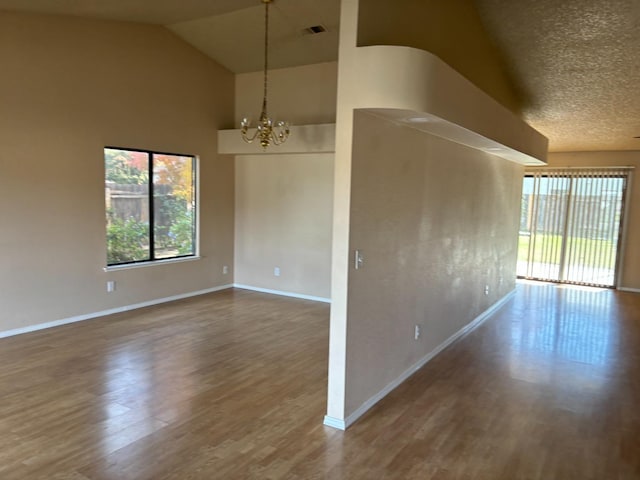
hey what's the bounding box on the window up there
[518,168,629,287]
[105,147,197,267]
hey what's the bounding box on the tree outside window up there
[105,147,196,266]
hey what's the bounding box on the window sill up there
[103,256,201,272]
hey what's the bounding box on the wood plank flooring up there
[0,283,638,479]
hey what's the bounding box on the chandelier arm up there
[241,128,260,143]
[241,117,263,143]
[270,124,290,145]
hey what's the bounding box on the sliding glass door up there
[518,168,629,287]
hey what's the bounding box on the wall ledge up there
[352,45,548,165]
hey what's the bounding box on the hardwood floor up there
[0,283,638,479]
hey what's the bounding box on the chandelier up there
[240,0,290,149]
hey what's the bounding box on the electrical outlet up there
[223,265,229,275]
[107,280,116,293]
[484,285,490,295]
[274,267,281,277]
[414,324,421,340]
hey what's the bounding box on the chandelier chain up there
[240,0,290,149]
[262,0,269,115]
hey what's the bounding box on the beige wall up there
[235,62,338,127]
[235,154,333,299]
[345,111,523,415]
[357,0,521,114]
[326,0,529,426]
[546,151,640,290]
[0,12,235,332]
[232,62,338,298]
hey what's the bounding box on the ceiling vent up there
[303,25,327,35]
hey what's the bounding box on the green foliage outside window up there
[105,149,148,185]
[105,148,196,265]
[106,212,149,264]
[170,210,195,255]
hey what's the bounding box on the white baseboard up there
[1,283,328,339]
[618,287,640,294]
[233,284,331,304]
[0,284,234,339]
[322,416,346,430]
[326,289,516,431]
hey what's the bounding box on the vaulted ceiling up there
[0,0,638,153]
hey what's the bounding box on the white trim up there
[104,255,201,272]
[0,284,233,339]
[233,284,331,304]
[616,169,633,288]
[618,287,640,294]
[323,416,347,430]
[195,155,201,258]
[525,165,635,171]
[327,289,516,430]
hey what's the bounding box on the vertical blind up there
[518,167,631,287]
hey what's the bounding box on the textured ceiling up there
[475,0,640,152]
[0,0,638,152]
